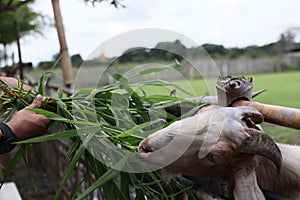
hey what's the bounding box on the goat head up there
[138,106,282,186]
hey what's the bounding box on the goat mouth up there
[138,139,154,154]
[138,151,172,168]
[138,141,166,165]
[138,146,153,161]
[138,139,187,168]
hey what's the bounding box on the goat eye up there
[207,153,215,163]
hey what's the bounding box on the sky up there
[7,0,300,66]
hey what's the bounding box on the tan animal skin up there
[139,106,300,200]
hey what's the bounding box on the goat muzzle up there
[138,138,154,153]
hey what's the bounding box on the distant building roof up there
[99,53,108,62]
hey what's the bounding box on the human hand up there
[6,94,51,141]
[0,76,32,90]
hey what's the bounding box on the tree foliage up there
[113,33,299,63]
[0,0,45,45]
[83,0,125,8]
[0,0,34,13]
[38,53,83,69]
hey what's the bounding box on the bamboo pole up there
[232,100,300,130]
[165,96,300,130]
[52,0,73,87]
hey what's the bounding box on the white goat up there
[138,106,300,200]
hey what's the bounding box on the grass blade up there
[17,126,102,144]
[139,60,181,75]
[1,144,29,186]
[75,153,131,200]
[54,142,86,200]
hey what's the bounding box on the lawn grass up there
[251,72,300,109]
[139,71,300,144]
[262,123,300,145]
[139,71,300,107]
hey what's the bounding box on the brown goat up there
[139,106,300,199]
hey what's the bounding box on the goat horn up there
[238,127,282,174]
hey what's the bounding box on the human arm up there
[3,94,51,141]
[0,77,50,141]
[0,76,51,154]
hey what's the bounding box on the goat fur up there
[256,144,300,199]
[139,106,300,199]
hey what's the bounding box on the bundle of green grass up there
[0,72,203,200]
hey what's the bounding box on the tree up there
[0,1,44,66]
[275,31,296,53]
[0,0,34,13]
[83,0,124,8]
[71,54,83,67]
[201,43,228,59]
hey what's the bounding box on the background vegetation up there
[33,34,300,70]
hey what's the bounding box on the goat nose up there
[138,139,154,153]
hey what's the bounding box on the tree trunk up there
[3,44,8,67]
[51,0,73,87]
[14,21,24,80]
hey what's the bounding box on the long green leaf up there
[38,72,55,96]
[139,60,181,75]
[120,172,131,200]
[26,108,72,122]
[54,143,86,200]
[116,119,164,138]
[76,153,131,200]
[16,126,102,144]
[26,108,100,126]
[76,169,117,200]
[1,144,29,186]
[106,72,128,89]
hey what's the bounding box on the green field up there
[143,71,300,108]
[138,71,300,144]
[250,72,300,108]
[250,72,300,144]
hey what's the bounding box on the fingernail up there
[35,94,42,103]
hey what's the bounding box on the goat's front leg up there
[232,155,265,200]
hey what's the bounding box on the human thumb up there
[27,94,43,109]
